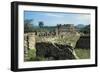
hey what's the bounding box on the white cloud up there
[77,14,91,20]
[45,13,65,18]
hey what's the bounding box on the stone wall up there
[36,42,77,60]
[75,36,90,49]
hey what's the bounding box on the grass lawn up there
[75,48,90,59]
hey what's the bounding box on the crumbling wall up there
[24,33,36,49]
[36,42,76,60]
[75,36,90,49]
[24,33,36,54]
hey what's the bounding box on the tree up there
[24,19,34,33]
[80,25,90,34]
[39,21,44,28]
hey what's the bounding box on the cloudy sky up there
[24,11,91,26]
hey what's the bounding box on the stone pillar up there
[24,33,36,50]
[24,34,28,53]
[28,33,36,49]
[24,34,28,60]
[56,28,59,36]
[24,33,36,61]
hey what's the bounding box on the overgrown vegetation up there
[25,49,36,61]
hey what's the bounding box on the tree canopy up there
[39,21,44,28]
[80,25,90,34]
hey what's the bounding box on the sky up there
[24,11,91,26]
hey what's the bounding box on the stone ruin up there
[36,42,77,60]
[33,24,78,37]
[56,24,77,36]
[24,32,78,60]
[24,33,36,54]
[24,23,79,60]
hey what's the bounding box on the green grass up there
[25,49,36,61]
[24,48,46,61]
[75,48,90,59]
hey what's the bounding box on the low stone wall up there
[75,36,90,49]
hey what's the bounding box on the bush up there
[27,49,36,61]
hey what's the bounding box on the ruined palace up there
[56,24,77,36]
